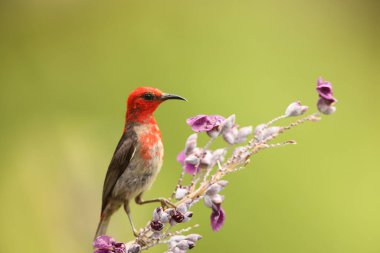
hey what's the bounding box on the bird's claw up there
[132,229,139,237]
[159,198,176,209]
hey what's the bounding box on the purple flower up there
[93,236,115,250]
[186,115,225,135]
[210,204,225,232]
[93,236,126,253]
[317,77,336,103]
[316,77,337,114]
[177,150,198,174]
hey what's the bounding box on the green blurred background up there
[0,0,379,252]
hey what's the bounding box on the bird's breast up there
[113,124,164,200]
[136,124,163,161]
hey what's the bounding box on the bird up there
[95,87,186,239]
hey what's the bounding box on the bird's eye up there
[142,92,155,100]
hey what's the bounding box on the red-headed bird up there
[95,87,186,239]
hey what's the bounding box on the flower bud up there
[206,183,223,196]
[185,134,197,155]
[212,149,227,164]
[183,211,193,222]
[210,194,224,204]
[317,98,336,115]
[235,126,253,143]
[255,126,281,142]
[172,211,185,223]
[221,114,235,133]
[177,240,195,250]
[285,101,309,117]
[200,150,213,166]
[176,203,188,213]
[159,211,171,223]
[150,220,164,231]
[207,128,221,138]
[152,207,163,221]
[172,247,185,253]
[184,154,200,165]
[175,187,188,200]
[238,126,252,138]
[169,235,186,243]
[204,195,213,209]
[185,234,202,242]
[254,124,266,136]
[217,180,228,187]
[223,131,235,145]
[126,243,141,253]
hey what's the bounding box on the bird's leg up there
[135,193,176,208]
[124,202,139,237]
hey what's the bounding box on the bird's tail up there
[95,215,111,239]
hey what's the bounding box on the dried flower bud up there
[285,101,309,117]
[172,211,185,223]
[175,187,188,200]
[150,220,164,231]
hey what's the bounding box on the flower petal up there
[176,151,186,166]
[185,163,198,175]
[317,98,337,115]
[317,77,337,103]
[186,115,225,133]
[210,207,225,232]
[93,235,115,249]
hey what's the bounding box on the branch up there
[93,77,338,253]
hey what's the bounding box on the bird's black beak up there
[161,93,187,102]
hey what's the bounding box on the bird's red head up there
[126,87,186,124]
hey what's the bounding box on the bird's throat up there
[125,110,157,125]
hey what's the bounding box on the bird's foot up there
[158,198,176,209]
[132,228,139,237]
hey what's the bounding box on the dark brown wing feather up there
[101,132,136,213]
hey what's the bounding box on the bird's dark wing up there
[101,133,136,213]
